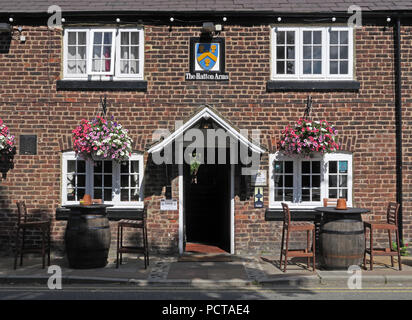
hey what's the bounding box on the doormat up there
[178,254,233,262]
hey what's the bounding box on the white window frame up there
[63,27,144,81]
[115,28,145,79]
[61,151,144,208]
[269,151,353,209]
[87,29,116,76]
[271,26,354,80]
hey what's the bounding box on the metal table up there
[314,207,370,269]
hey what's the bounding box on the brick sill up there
[266,80,360,92]
[56,80,147,91]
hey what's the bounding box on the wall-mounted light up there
[8,17,13,23]
[277,17,282,22]
[169,17,174,22]
[116,18,121,23]
[332,16,336,22]
[386,17,391,23]
[222,16,227,22]
[61,18,66,23]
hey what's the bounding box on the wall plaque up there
[160,199,178,211]
[254,187,264,208]
[185,37,229,81]
[251,170,267,186]
[19,135,37,155]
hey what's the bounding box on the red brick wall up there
[0,23,410,256]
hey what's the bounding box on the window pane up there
[121,175,129,188]
[277,31,285,44]
[285,161,293,173]
[286,61,295,74]
[302,161,310,174]
[67,190,75,201]
[77,61,86,74]
[340,31,348,44]
[330,61,338,74]
[339,189,348,200]
[94,175,102,187]
[303,46,312,59]
[329,175,337,187]
[312,189,320,201]
[285,175,293,188]
[104,161,112,173]
[104,189,112,201]
[131,161,139,174]
[339,161,348,173]
[275,175,283,188]
[340,61,348,74]
[287,46,295,59]
[284,189,293,202]
[312,161,320,173]
[104,175,112,188]
[286,31,294,44]
[330,31,339,44]
[303,61,311,74]
[330,46,338,59]
[131,32,139,45]
[78,32,86,45]
[68,46,76,59]
[339,175,348,187]
[130,46,139,60]
[313,46,321,59]
[303,31,311,44]
[93,32,102,44]
[131,175,139,188]
[94,161,102,173]
[121,161,129,173]
[329,189,337,198]
[77,188,85,200]
[93,45,102,59]
[313,31,321,44]
[120,60,129,74]
[302,189,310,201]
[103,33,112,45]
[121,32,129,45]
[77,160,86,173]
[313,61,322,74]
[121,189,129,201]
[67,60,76,73]
[340,46,348,59]
[94,189,102,199]
[68,32,76,45]
[77,46,86,60]
[329,161,337,173]
[121,46,129,59]
[131,189,139,201]
[275,189,283,201]
[276,46,285,59]
[277,61,285,74]
[68,160,76,174]
[274,161,283,173]
[302,175,310,187]
[312,175,320,187]
[130,60,139,74]
[77,175,86,187]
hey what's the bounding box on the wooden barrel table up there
[64,204,113,269]
[314,207,370,270]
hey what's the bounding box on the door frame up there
[178,162,234,255]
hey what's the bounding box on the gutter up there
[394,16,403,242]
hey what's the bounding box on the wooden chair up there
[323,198,338,207]
[14,201,51,269]
[279,203,316,272]
[363,202,402,270]
[116,206,149,269]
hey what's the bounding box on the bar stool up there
[14,201,51,269]
[323,198,338,207]
[116,206,149,269]
[364,202,402,270]
[279,203,316,272]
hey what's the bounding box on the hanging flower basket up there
[72,116,133,162]
[278,118,339,156]
[189,152,202,184]
[0,118,16,179]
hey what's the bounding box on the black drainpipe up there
[394,16,403,242]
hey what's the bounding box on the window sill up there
[56,80,147,91]
[266,80,360,92]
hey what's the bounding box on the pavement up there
[2,252,412,288]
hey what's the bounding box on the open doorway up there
[183,148,231,253]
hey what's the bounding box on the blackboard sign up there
[19,135,37,155]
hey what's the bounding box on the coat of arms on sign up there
[195,43,220,71]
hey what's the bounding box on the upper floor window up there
[271,26,353,80]
[269,152,353,208]
[63,28,144,80]
[62,151,144,207]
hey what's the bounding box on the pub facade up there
[0,1,411,256]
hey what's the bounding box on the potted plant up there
[392,241,410,256]
[72,115,133,162]
[190,152,202,184]
[278,118,339,157]
[0,118,16,179]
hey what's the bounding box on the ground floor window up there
[61,151,144,207]
[269,152,352,208]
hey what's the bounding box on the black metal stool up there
[116,206,149,269]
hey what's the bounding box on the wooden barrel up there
[65,207,111,269]
[320,213,365,269]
